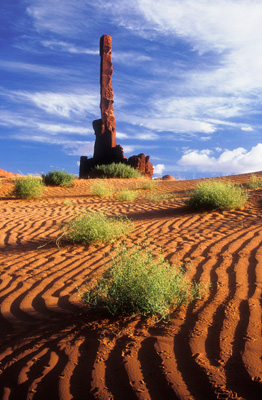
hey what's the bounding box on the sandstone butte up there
[79,35,154,178]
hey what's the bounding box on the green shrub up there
[81,244,203,319]
[187,181,248,210]
[92,163,142,178]
[115,189,140,201]
[62,212,134,244]
[13,177,45,199]
[90,181,114,197]
[247,174,262,189]
[42,170,75,187]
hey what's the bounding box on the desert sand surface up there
[0,172,262,400]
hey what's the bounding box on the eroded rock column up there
[93,34,117,160]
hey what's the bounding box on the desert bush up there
[62,212,134,244]
[90,181,114,197]
[247,174,262,189]
[81,244,203,319]
[92,163,142,178]
[13,177,45,199]
[115,189,140,201]
[187,181,248,210]
[42,170,75,187]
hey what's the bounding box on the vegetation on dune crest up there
[247,174,262,189]
[137,179,157,190]
[81,244,204,320]
[187,181,248,211]
[92,163,142,178]
[114,189,140,201]
[89,181,114,197]
[42,170,75,187]
[62,212,134,244]
[13,177,45,199]
[145,192,171,202]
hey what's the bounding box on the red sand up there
[0,169,20,178]
[0,172,262,399]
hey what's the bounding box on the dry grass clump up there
[114,189,140,201]
[89,181,114,197]
[92,163,142,178]
[187,181,248,210]
[246,174,262,189]
[42,170,75,187]
[145,192,171,202]
[81,244,203,320]
[62,212,134,244]
[13,177,45,199]
[137,179,157,190]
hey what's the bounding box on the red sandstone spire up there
[99,35,117,147]
[79,35,153,178]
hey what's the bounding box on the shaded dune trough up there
[0,173,262,399]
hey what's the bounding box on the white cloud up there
[113,51,152,65]
[13,131,94,156]
[152,96,253,120]
[0,110,93,136]
[11,91,99,118]
[134,132,160,140]
[134,0,261,53]
[41,40,99,55]
[36,123,92,135]
[132,117,215,134]
[178,143,262,174]
[26,0,90,35]
[0,60,72,76]
[108,0,262,96]
[122,145,136,154]
[63,142,94,156]
[116,131,129,139]
[153,164,165,176]
[241,126,254,132]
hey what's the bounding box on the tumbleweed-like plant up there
[81,244,203,320]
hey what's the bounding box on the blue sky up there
[1,0,262,179]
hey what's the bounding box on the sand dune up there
[0,172,262,399]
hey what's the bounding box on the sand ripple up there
[0,174,262,399]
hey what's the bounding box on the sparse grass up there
[63,199,74,206]
[13,177,45,199]
[92,163,142,178]
[62,212,134,244]
[81,244,204,320]
[42,170,75,187]
[114,189,140,201]
[137,179,157,190]
[90,181,114,197]
[246,174,262,189]
[187,181,248,211]
[145,192,171,202]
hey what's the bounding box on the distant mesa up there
[79,35,153,179]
